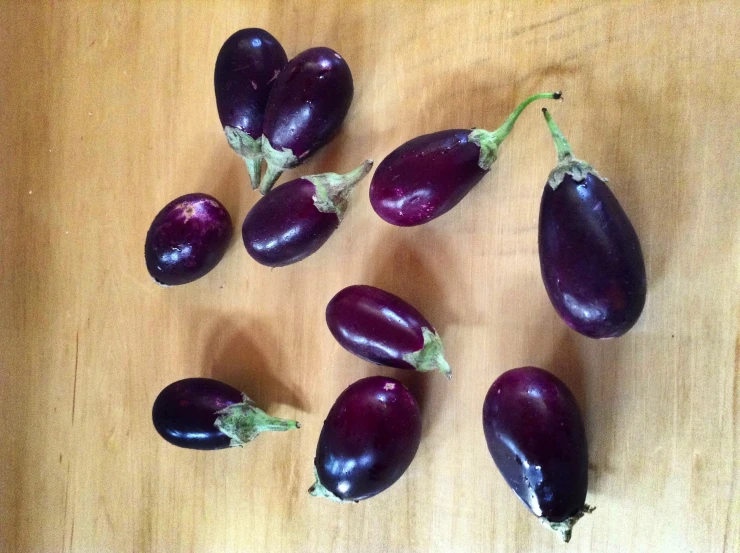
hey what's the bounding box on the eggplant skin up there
[482,367,588,523]
[314,376,422,502]
[539,173,646,338]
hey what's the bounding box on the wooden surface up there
[1,1,738,552]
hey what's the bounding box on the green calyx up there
[224,126,263,190]
[540,504,595,543]
[214,394,300,447]
[307,465,355,503]
[469,92,562,171]
[260,137,299,194]
[307,160,374,221]
[402,327,452,379]
[541,108,606,190]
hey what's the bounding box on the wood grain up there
[1,1,738,552]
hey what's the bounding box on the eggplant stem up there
[259,163,284,195]
[214,395,299,447]
[308,160,374,220]
[541,504,595,543]
[308,465,354,503]
[542,107,575,163]
[402,327,452,379]
[245,157,262,190]
[469,92,561,170]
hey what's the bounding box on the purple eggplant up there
[242,160,372,267]
[326,285,451,378]
[215,28,288,190]
[539,109,646,338]
[482,367,592,542]
[145,193,233,286]
[309,376,421,502]
[369,92,561,226]
[259,47,354,193]
[152,378,299,450]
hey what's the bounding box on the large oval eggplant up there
[242,160,372,267]
[215,28,288,190]
[482,367,592,542]
[309,376,422,502]
[145,193,233,286]
[260,47,354,193]
[370,92,560,226]
[326,285,451,378]
[152,378,299,450]
[539,108,646,338]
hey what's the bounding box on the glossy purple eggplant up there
[145,193,233,286]
[259,47,354,193]
[242,160,372,266]
[370,92,561,226]
[539,109,646,338]
[215,28,288,190]
[326,285,451,378]
[483,367,592,542]
[152,378,299,450]
[309,376,421,502]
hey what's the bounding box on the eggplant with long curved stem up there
[242,160,372,267]
[214,28,288,189]
[369,92,561,226]
[310,376,422,502]
[152,378,299,450]
[145,193,233,286]
[260,47,354,193]
[482,367,592,542]
[326,285,451,378]
[539,108,646,338]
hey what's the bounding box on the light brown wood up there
[1,1,738,552]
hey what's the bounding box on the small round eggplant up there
[145,193,233,286]
[152,378,299,450]
[242,160,372,267]
[215,28,288,189]
[539,109,646,338]
[326,285,451,378]
[309,376,421,502]
[482,367,592,542]
[260,47,354,193]
[370,92,561,226]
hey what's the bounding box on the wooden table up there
[2,1,738,552]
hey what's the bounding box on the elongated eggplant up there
[260,47,354,193]
[215,28,288,189]
[309,376,422,502]
[370,92,561,226]
[152,378,299,450]
[482,367,592,542]
[539,108,646,338]
[242,160,372,266]
[326,285,451,378]
[145,193,233,286]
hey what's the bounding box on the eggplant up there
[326,284,451,378]
[369,92,561,226]
[260,47,354,193]
[242,160,372,267]
[539,108,646,338]
[215,28,288,189]
[145,193,233,286]
[309,376,422,502]
[152,378,299,450]
[482,367,592,542]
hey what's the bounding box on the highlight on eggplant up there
[152,378,299,450]
[215,28,288,189]
[482,367,592,542]
[145,193,233,286]
[369,92,561,226]
[326,285,451,378]
[260,47,354,193]
[539,108,646,338]
[309,376,422,502]
[242,160,372,267]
